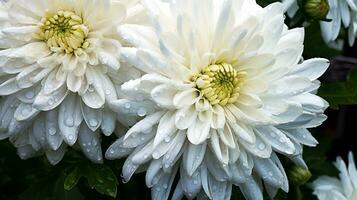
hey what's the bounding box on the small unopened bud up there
[288,165,312,186]
[302,0,330,21]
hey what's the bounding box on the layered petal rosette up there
[320,0,357,46]
[282,0,357,47]
[312,152,357,200]
[106,0,330,199]
[0,0,145,164]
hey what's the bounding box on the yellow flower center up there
[192,63,246,106]
[33,10,90,54]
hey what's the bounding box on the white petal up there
[81,103,102,131]
[183,143,206,176]
[58,94,83,145]
[154,111,176,147]
[187,119,210,145]
[78,124,103,163]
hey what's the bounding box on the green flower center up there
[33,10,90,54]
[192,63,246,106]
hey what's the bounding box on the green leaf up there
[64,167,80,190]
[81,164,119,198]
[319,68,357,108]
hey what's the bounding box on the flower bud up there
[288,165,312,186]
[302,0,330,21]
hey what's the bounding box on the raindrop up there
[48,127,57,136]
[279,137,285,143]
[65,117,74,127]
[269,132,276,138]
[109,149,115,154]
[88,85,95,92]
[89,118,98,127]
[268,171,273,176]
[163,184,168,189]
[105,89,111,95]
[48,98,54,105]
[137,108,146,117]
[68,134,74,141]
[125,103,131,109]
[164,136,171,143]
[21,106,32,116]
[258,143,266,150]
[25,91,35,99]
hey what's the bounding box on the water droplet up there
[109,149,115,154]
[193,180,198,185]
[163,184,168,189]
[25,91,35,99]
[89,118,98,127]
[125,103,131,109]
[268,171,273,176]
[137,108,146,117]
[88,85,95,92]
[105,89,111,95]
[49,127,57,135]
[279,137,286,143]
[68,134,74,141]
[258,143,266,150]
[48,98,54,105]
[65,117,74,127]
[164,136,171,143]
[21,106,32,116]
[270,132,276,138]
[140,137,146,141]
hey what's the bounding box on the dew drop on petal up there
[65,117,74,127]
[48,98,54,106]
[68,134,74,141]
[89,118,98,127]
[25,91,35,99]
[258,143,266,150]
[88,85,95,92]
[125,103,131,109]
[49,127,57,135]
[164,136,171,143]
[137,108,146,117]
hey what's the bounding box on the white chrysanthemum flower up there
[312,152,357,200]
[106,0,329,199]
[282,0,357,47]
[0,0,145,164]
[321,0,357,46]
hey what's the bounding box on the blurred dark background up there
[2,1,357,200]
